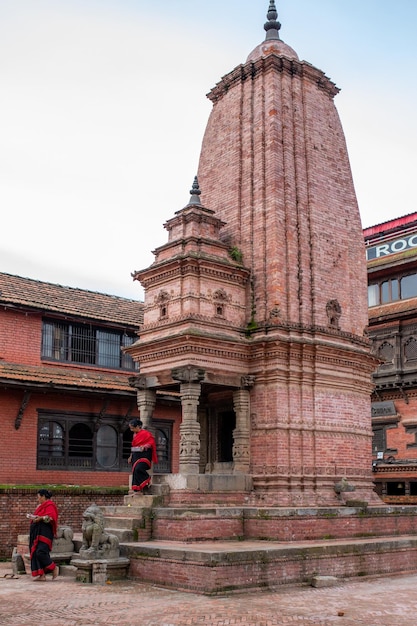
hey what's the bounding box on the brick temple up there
[128,0,379,507]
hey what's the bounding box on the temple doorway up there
[204,407,236,472]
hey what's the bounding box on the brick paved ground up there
[1,562,417,626]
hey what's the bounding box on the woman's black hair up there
[129,418,143,428]
[38,488,52,499]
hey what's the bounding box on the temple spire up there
[264,1,281,41]
[187,176,202,206]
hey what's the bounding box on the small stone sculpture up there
[12,547,26,575]
[79,504,119,559]
[334,477,356,495]
[52,525,74,555]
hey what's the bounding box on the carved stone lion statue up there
[79,503,119,559]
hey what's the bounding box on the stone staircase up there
[101,484,169,543]
[101,505,147,542]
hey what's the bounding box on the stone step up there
[123,535,417,594]
[102,516,143,530]
[105,528,137,542]
[148,482,170,496]
[72,527,136,543]
[97,503,417,545]
[145,504,417,543]
[123,493,157,507]
[102,505,146,516]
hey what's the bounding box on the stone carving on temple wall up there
[128,374,148,390]
[326,299,342,329]
[155,289,171,317]
[172,365,205,384]
[179,432,201,459]
[241,375,255,389]
[232,439,250,463]
[212,288,229,301]
[269,306,281,323]
[334,477,358,505]
[212,288,230,317]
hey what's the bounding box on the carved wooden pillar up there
[129,375,156,431]
[137,389,157,431]
[172,366,205,475]
[232,376,254,473]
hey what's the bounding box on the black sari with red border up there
[29,500,58,577]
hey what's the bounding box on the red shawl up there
[33,500,59,537]
[132,429,158,464]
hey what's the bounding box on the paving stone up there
[1,562,417,625]
[311,575,339,588]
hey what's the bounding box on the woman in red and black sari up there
[128,419,158,492]
[29,489,59,581]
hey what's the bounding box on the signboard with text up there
[367,232,417,261]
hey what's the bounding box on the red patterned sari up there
[29,499,59,578]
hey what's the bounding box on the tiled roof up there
[0,362,135,393]
[0,272,143,327]
[369,298,417,322]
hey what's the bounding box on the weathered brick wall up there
[0,309,42,364]
[128,540,417,593]
[198,58,367,336]
[0,487,125,559]
[150,506,417,543]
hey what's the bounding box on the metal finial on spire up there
[264,0,281,41]
[187,176,201,206]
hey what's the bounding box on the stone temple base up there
[160,473,253,492]
[70,557,130,584]
[126,535,417,595]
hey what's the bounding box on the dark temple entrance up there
[203,406,236,472]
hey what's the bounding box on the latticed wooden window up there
[38,416,120,471]
[378,341,394,364]
[37,414,172,473]
[372,427,385,452]
[404,337,417,362]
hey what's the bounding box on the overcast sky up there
[1,0,416,300]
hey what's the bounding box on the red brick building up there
[0,272,181,487]
[365,213,417,503]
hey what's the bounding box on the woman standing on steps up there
[28,488,59,581]
[128,418,158,492]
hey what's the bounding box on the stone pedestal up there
[70,557,130,584]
